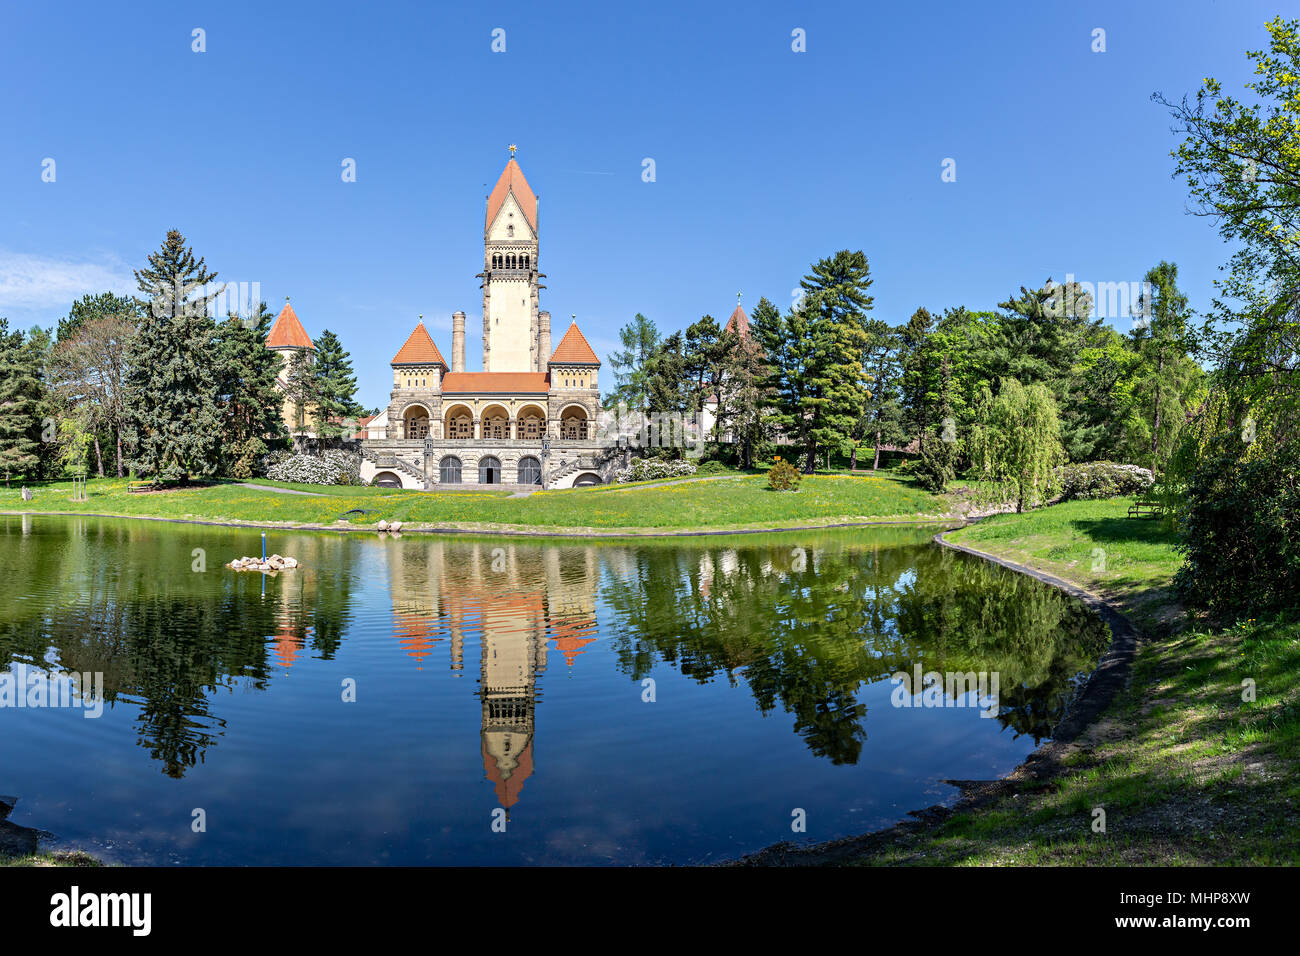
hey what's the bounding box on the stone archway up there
[479,455,502,485]
[560,404,590,440]
[481,404,510,440]
[516,404,546,440]
[403,404,431,440]
[444,404,474,439]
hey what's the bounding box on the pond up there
[0,515,1110,865]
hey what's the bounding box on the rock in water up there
[377,519,389,531]
[389,520,403,532]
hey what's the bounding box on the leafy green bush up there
[767,457,802,491]
[1055,461,1154,500]
[1174,440,1300,617]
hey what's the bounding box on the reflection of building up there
[386,541,599,814]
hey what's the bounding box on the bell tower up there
[480,145,544,372]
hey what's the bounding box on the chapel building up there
[360,152,608,489]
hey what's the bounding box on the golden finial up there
[737,291,743,304]
[508,144,517,158]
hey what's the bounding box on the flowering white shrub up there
[322,449,362,485]
[1055,461,1154,500]
[614,458,698,483]
[266,454,344,486]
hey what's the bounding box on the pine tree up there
[791,250,873,472]
[606,313,660,409]
[0,320,48,484]
[122,230,224,481]
[215,304,290,477]
[309,329,363,445]
[283,349,314,437]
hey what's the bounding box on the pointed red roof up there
[549,322,600,365]
[392,321,448,366]
[724,304,751,338]
[266,301,314,349]
[486,158,538,232]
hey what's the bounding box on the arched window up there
[446,410,473,439]
[518,413,544,439]
[479,456,501,484]
[522,254,529,270]
[439,456,462,483]
[518,456,542,485]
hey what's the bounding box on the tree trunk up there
[804,443,817,474]
[849,446,857,472]
[94,436,104,477]
[872,429,882,472]
[116,430,124,478]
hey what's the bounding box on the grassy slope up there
[1,474,948,533]
[847,500,1300,865]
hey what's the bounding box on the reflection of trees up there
[0,518,358,777]
[600,529,1110,763]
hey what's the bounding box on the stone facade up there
[360,153,613,490]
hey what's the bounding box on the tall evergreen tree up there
[0,320,48,484]
[283,348,314,438]
[309,329,363,445]
[606,313,660,409]
[215,304,290,477]
[757,254,873,473]
[122,230,224,481]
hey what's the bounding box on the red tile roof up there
[266,301,314,349]
[392,321,448,366]
[486,159,538,232]
[724,304,751,338]
[441,372,550,394]
[549,322,600,365]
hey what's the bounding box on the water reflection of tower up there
[387,541,599,815]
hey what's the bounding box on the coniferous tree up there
[606,313,660,409]
[791,250,873,472]
[283,348,314,438]
[122,230,224,481]
[215,304,290,477]
[309,329,363,446]
[0,320,48,484]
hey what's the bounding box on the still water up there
[0,515,1109,865]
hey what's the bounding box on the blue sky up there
[0,0,1284,406]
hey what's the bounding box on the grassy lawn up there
[827,499,1300,866]
[1,473,949,533]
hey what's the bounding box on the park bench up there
[1127,498,1164,518]
[126,480,156,494]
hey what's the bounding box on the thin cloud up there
[0,251,135,312]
